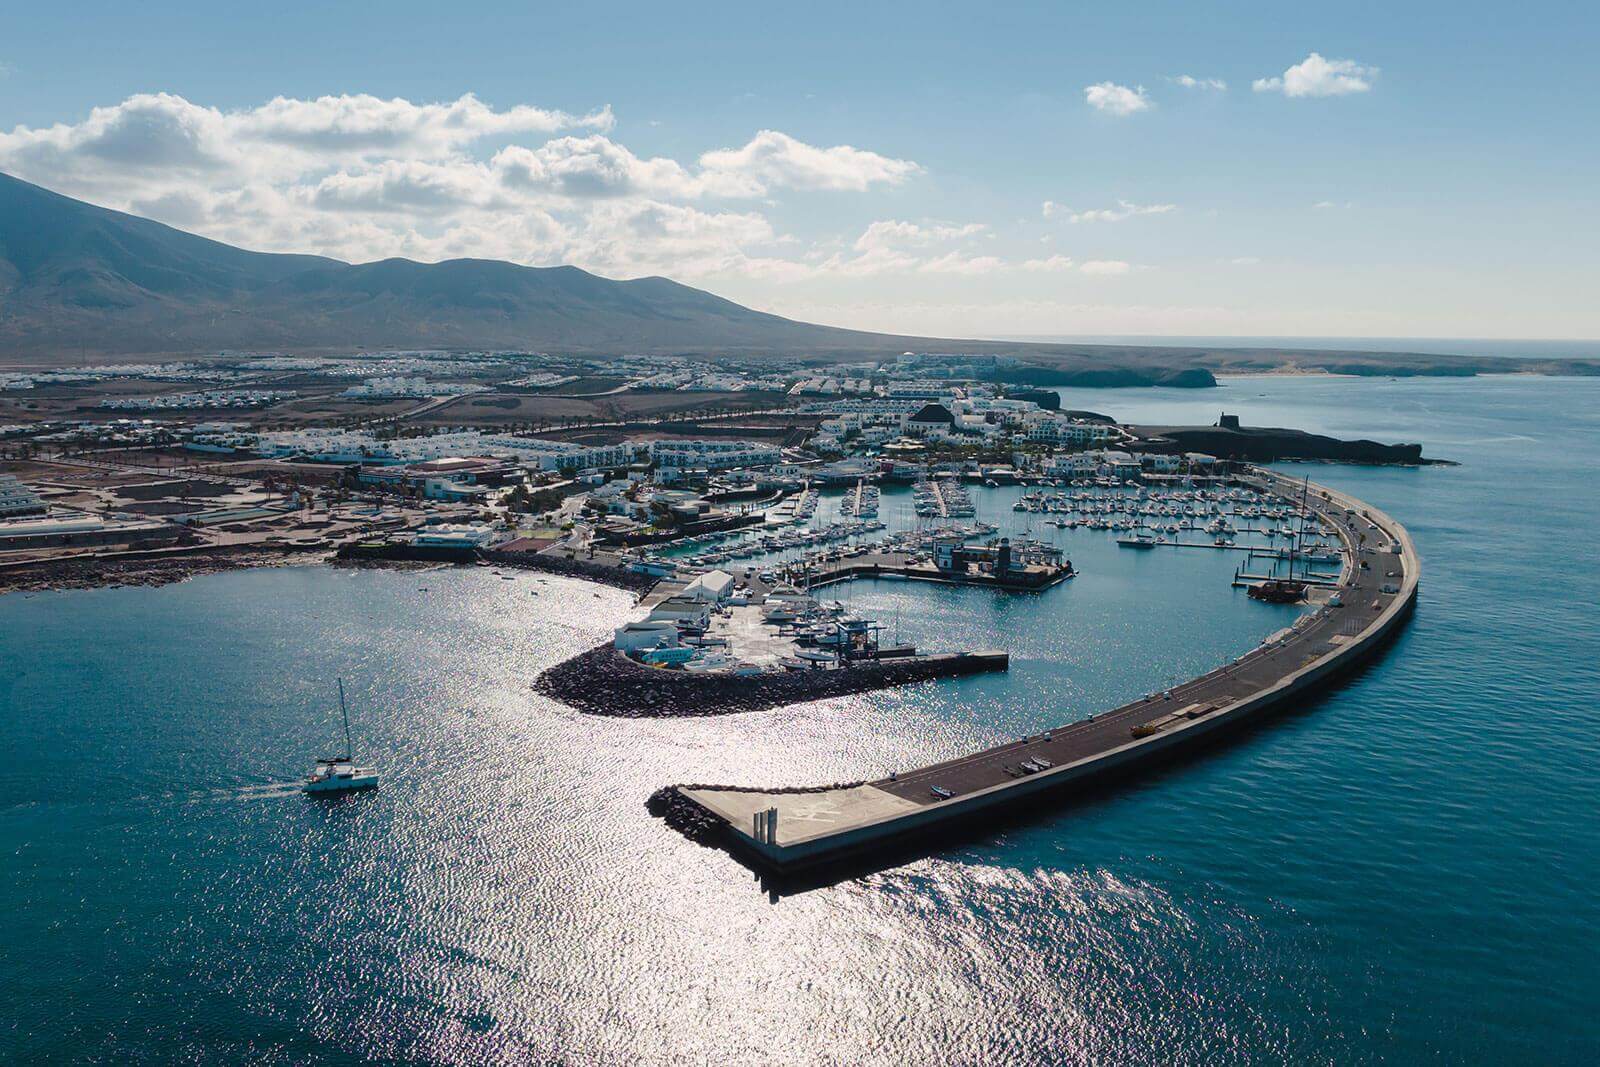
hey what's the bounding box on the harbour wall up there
[670,473,1421,873]
[536,645,1008,717]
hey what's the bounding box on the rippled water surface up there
[3,375,1597,1063]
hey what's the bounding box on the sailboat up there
[1248,476,1311,603]
[303,679,380,794]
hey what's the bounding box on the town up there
[2,348,1295,683]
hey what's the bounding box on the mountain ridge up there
[2,171,1595,384]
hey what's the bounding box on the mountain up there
[2,172,1594,382]
[0,170,889,358]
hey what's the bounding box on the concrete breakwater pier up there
[537,644,1008,717]
[653,471,1420,874]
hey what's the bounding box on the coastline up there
[0,544,331,598]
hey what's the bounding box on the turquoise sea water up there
[2,375,1597,1063]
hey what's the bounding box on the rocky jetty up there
[536,644,1005,717]
[647,780,871,847]
[645,787,728,845]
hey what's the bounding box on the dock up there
[536,644,1008,718]
[785,550,1074,592]
[656,470,1420,874]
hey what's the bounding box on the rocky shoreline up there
[0,544,329,597]
[535,643,1006,718]
[646,780,870,845]
[0,541,657,600]
[478,549,660,594]
[1129,424,1443,465]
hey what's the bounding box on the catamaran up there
[303,679,379,794]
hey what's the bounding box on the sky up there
[2,1,1596,340]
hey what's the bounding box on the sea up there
[1003,335,1599,361]
[2,373,1597,1064]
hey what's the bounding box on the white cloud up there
[801,219,993,277]
[1021,255,1075,272]
[1172,75,1227,91]
[1253,53,1378,97]
[918,251,1004,275]
[1313,199,1354,210]
[853,219,987,251]
[1084,82,1152,116]
[491,136,743,200]
[0,91,927,285]
[237,93,612,153]
[1044,199,1176,224]
[698,129,919,192]
[1078,260,1132,275]
[0,91,613,198]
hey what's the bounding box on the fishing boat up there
[304,679,379,794]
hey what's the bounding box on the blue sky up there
[2,1,1596,339]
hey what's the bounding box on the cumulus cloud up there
[1253,53,1378,97]
[237,93,612,153]
[492,136,725,200]
[1021,255,1135,276]
[801,219,992,277]
[1172,75,1227,91]
[0,91,618,214]
[853,219,987,251]
[0,91,929,284]
[1021,255,1076,272]
[1084,82,1151,116]
[698,129,919,192]
[918,251,1004,275]
[1043,199,1176,224]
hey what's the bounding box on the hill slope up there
[2,171,1593,382]
[0,171,887,357]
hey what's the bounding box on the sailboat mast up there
[1291,475,1310,581]
[338,678,352,760]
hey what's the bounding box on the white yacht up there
[304,679,379,795]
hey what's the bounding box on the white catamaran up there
[303,679,379,794]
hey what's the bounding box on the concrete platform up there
[683,785,922,846]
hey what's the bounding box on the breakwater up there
[536,645,1008,717]
[656,470,1421,874]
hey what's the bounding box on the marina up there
[657,470,1419,873]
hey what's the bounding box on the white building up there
[681,569,736,603]
[613,619,682,653]
[241,428,633,471]
[410,524,497,548]
[649,440,782,471]
[646,596,711,629]
[0,475,46,517]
